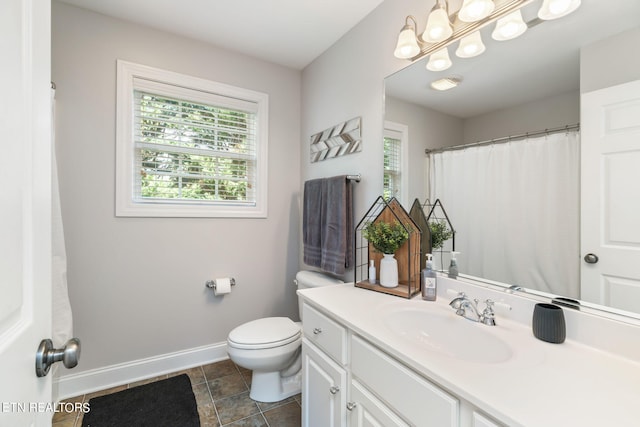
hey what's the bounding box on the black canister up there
[532,303,566,344]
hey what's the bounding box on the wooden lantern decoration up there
[354,197,421,298]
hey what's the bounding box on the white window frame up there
[383,120,409,205]
[116,60,269,218]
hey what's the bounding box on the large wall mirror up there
[384,0,640,320]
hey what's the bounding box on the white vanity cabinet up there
[302,301,462,427]
[299,282,640,426]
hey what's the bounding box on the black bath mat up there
[81,374,200,427]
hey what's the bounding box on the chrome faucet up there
[449,293,496,326]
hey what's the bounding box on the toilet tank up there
[296,270,343,320]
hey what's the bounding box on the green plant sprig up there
[363,220,409,254]
[429,219,453,250]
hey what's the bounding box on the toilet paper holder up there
[205,278,236,290]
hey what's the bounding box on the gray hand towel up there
[303,176,353,275]
[303,178,324,268]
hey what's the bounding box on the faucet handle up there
[480,299,497,326]
[483,299,496,315]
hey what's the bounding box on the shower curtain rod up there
[425,123,580,155]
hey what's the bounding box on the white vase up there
[379,253,399,288]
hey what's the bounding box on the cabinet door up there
[349,380,410,427]
[351,335,459,427]
[473,411,503,427]
[302,338,347,427]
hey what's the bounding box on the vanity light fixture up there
[423,0,453,43]
[538,0,581,20]
[430,77,462,91]
[393,15,421,59]
[491,10,527,40]
[427,47,453,71]
[456,31,486,58]
[458,0,496,23]
[394,0,579,68]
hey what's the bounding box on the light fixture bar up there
[410,0,535,61]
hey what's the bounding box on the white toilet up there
[226,270,343,402]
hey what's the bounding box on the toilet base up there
[249,370,301,403]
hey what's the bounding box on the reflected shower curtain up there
[429,131,580,297]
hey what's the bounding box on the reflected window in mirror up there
[383,121,408,205]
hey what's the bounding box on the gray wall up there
[384,96,463,204]
[301,0,426,276]
[52,1,301,374]
[462,91,580,144]
[581,27,640,93]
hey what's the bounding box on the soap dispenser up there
[422,254,437,301]
[448,251,460,279]
[368,260,376,284]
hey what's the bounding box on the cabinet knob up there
[346,402,357,411]
[329,386,340,395]
[313,327,323,335]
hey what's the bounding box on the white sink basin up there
[384,308,513,364]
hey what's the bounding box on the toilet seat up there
[228,317,301,350]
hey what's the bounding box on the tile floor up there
[52,359,301,427]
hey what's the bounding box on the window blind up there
[383,134,401,200]
[133,90,257,205]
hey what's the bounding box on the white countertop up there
[298,283,640,427]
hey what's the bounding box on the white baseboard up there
[55,341,228,400]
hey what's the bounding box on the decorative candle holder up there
[532,303,566,344]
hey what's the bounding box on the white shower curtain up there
[429,130,580,297]
[51,87,73,353]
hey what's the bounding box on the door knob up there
[584,253,599,264]
[35,338,81,377]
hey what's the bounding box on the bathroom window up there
[116,60,269,217]
[383,121,408,204]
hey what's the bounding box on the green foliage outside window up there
[383,136,400,200]
[137,93,254,202]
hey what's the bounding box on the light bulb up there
[423,6,452,43]
[394,25,420,59]
[458,0,495,22]
[427,48,452,71]
[538,0,581,20]
[492,10,527,41]
[455,31,485,58]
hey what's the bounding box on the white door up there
[581,79,640,313]
[0,0,53,425]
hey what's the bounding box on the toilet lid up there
[228,317,301,349]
